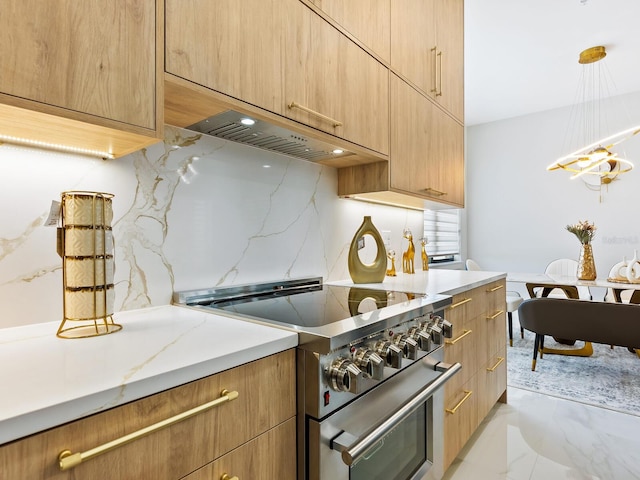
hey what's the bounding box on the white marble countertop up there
[329,269,507,297]
[0,305,297,445]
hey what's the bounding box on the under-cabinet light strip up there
[0,135,115,159]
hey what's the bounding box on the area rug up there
[507,316,640,417]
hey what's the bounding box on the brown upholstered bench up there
[518,297,640,371]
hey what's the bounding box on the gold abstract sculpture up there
[421,238,429,271]
[348,216,387,284]
[402,229,415,274]
[386,250,397,277]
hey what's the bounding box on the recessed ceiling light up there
[332,149,344,154]
[240,118,256,126]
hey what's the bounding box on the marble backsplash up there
[0,126,424,329]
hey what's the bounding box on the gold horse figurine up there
[386,250,397,277]
[402,229,415,274]
[420,238,429,271]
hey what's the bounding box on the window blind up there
[423,209,460,262]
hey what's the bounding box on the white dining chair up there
[465,259,523,346]
[542,258,592,300]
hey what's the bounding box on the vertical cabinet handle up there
[430,46,438,94]
[436,51,443,96]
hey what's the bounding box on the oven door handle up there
[331,361,462,466]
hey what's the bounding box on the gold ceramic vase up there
[348,216,387,284]
[577,243,597,280]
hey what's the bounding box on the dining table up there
[507,272,640,357]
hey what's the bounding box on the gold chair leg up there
[542,341,593,357]
[531,358,536,371]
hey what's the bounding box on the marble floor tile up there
[443,387,640,480]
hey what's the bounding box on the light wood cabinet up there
[442,280,507,470]
[338,75,463,208]
[284,0,389,155]
[0,0,163,158]
[0,350,296,480]
[165,0,389,158]
[307,0,391,63]
[391,0,464,122]
[165,0,286,116]
[184,418,296,480]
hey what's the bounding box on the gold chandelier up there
[547,46,639,185]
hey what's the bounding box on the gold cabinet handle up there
[430,46,438,94]
[449,297,472,309]
[423,187,447,197]
[486,357,505,372]
[487,284,504,292]
[436,50,443,96]
[486,310,504,320]
[445,329,472,345]
[58,389,239,471]
[446,390,472,414]
[287,101,343,127]
[221,474,239,480]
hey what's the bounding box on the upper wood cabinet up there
[165,0,286,116]
[284,1,389,155]
[0,0,162,157]
[308,0,391,63]
[391,0,464,122]
[338,75,463,208]
[165,0,389,157]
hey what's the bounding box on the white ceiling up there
[464,0,640,126]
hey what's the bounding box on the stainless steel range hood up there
[186,110,355,163]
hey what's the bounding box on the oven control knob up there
[429,324,444,345]
[353,347,384,380]
[328,358,363,393]
[393,334,419,360]
[374,340,403,369]
[439,319,453,338]
[408,326,433,351]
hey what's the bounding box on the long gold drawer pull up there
[487,284,504,292]
[445,329,472,345]
[487,357,505,372]
[449,297,472,309]
[446,390,472,414]
[486,310,504,320]
[221,474,239,480]
[423,187,447,197]
[287,101,343,127]
[58,389,239,471]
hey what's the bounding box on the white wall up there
[466,90,640,296]
[0,126,424,328]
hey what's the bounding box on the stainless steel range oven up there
[174,277,460,480]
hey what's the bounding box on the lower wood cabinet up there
[443,280,507,470]
[184,417,296,480]
[0,350,296,480]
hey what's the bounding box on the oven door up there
[308,355,461,480]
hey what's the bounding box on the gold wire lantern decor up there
[56,191,121,339]
[547,46,640,189]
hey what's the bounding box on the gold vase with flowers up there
[566,220,597,280]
